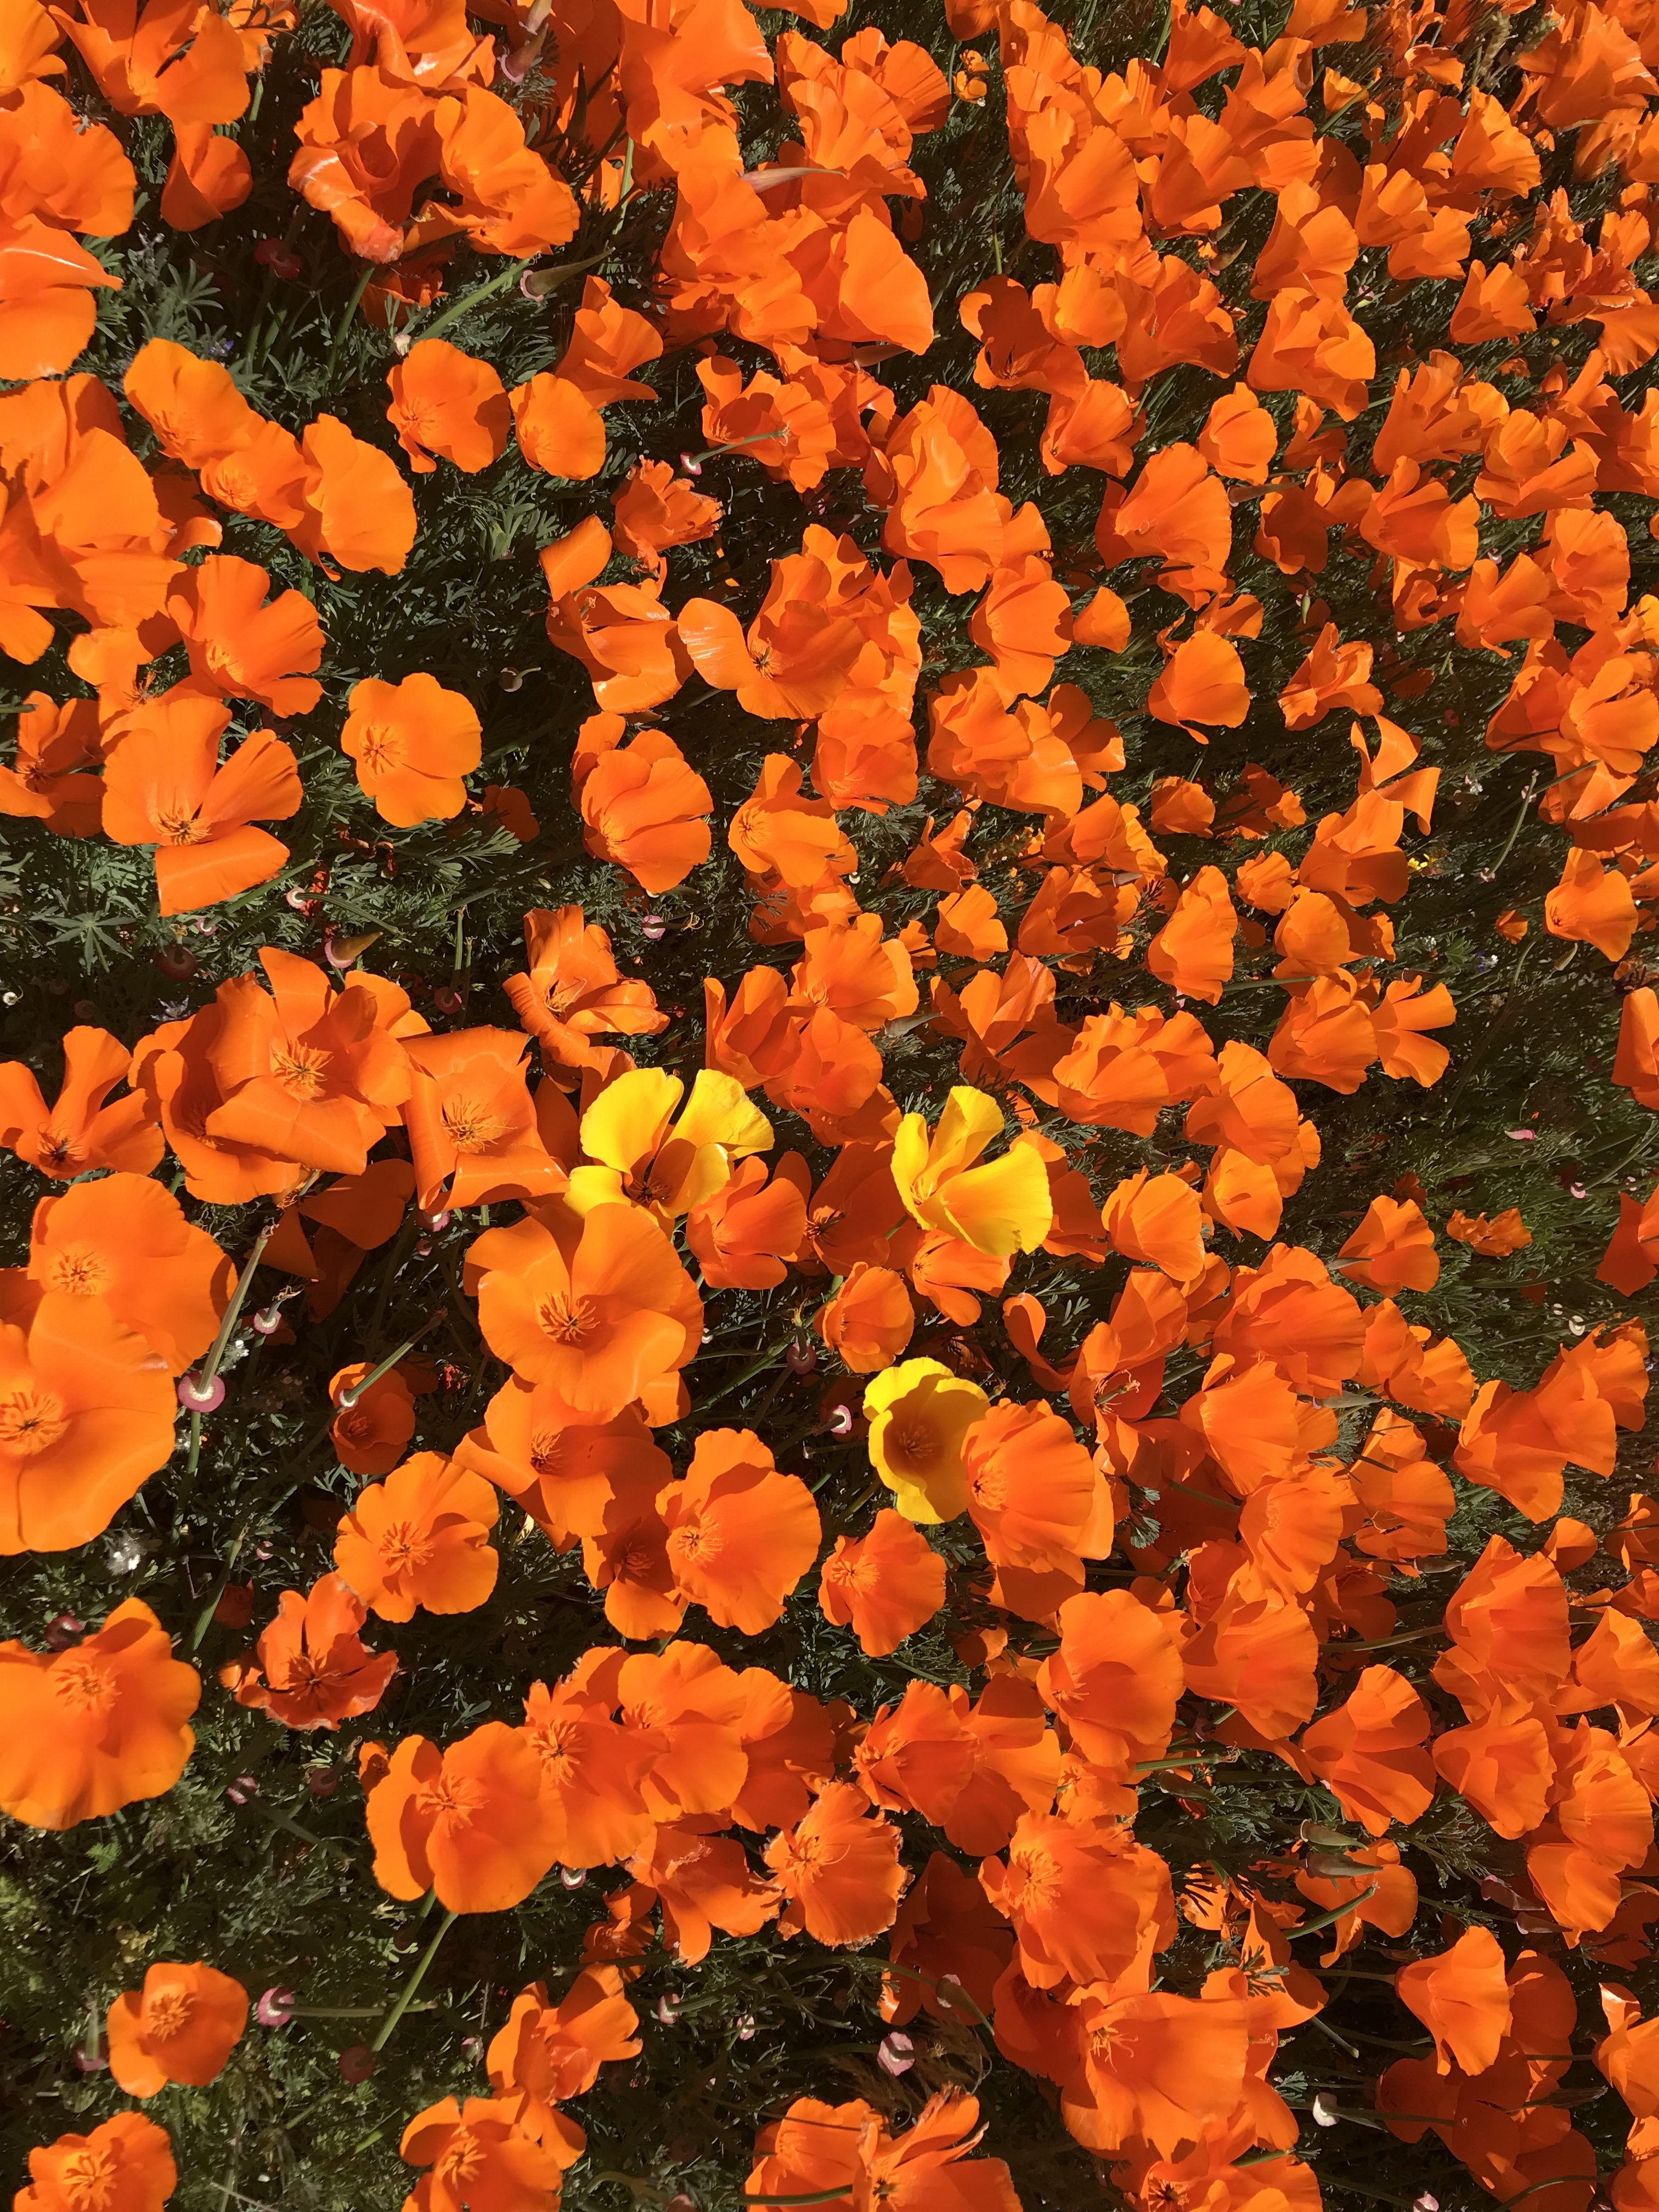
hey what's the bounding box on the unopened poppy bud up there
[656,1994,682,2024]
[225,1773,258,1807]
[1412,2198,1438,2212]
[1312,2092,1340,2127]
[74,2033,109,2074]
[640,914,668,940]
[178,1371,226,1413]
[519,267,565,301]
[323,936,359,971]
[877,2032,915,2076]
[433,987,464,1014]
[785,1341,816,1375]
[665,2198,697,2212]
[44,1612,83,1650]
[415,1238,434,1257]
[306,1765,337,1797]
[256,1988,296,2028]
[285,888,312,911]
[678,452,704,477]
[338,2044,376,2082]
[154,944,198,980]
[558,1865,587,1888]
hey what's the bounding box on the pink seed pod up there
[225,1773,258,1807]
[422,1210,452,1233]
[44,1613,83,1651]
[656,1993,682,2024]
[640,914,668,941]
[256,1988,296,2028]
[338,2044,376,2083]
[74,2033,109,2074]
[877,2032,914,2077]
[178,1371,225,1413]
[251,1307,283,1336]
[825,1402,855,1438]
[559,1865,587,1889]
[785,1342,817,1375]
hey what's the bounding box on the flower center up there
[0,1389,69,1457]
[885,1421,937,1472]
[377,1520,435,1575]
[967,1464,1008,1511]
[441,1097,507,1154]
[57,2149,120,2212]
[145,1988,194,2041]
[41,1243,116,1297]
[270,1042,331,1099]
[154,805,208,845]
[415,1773,484,1824]
[49,1654,117,1716]
[538,1294,599,1345]
[357,722,405,776]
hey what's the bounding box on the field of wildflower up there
[5,0,1659,2205]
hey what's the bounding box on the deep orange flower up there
[520,1673,658,1870]
[469,1196,702,1416]
[486,1968,641,2162]
[817,1508,945,1656]
[101,694,302,916]
[0,1600,199,1828]
[659,1427,821,1634]
[572,717,712,895]
[1397,1926,1513,2075]
[819,1263,915,1374]
[341,672,482,827]
[0,1277,177,1553]
[0,692,104,838]
[764,1779,904,1945]
[108,1962,247,2097]
[15,2115,176,2212]
[221,1573,397,1730]
[25,1169,229,1375]
[403,1028,569,1212]
[165,554,324,716]
[1446,1205,1531,1257]
[503,906,667,1073]
[386,338,510,472]
[399,2097,562,2212]
[748,2092,1019,2212]
[335,1451,500,1622]
[366,1724,560,1912]
[0,1025,162,1180]
[329,1359,417,1476]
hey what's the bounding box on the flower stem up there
[183,1220,276,1485]
[370,1908,458,2051]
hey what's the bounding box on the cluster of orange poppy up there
[9,0,1659,2198]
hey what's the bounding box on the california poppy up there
[0,1600,199,1829]
[818,1509,945,1656]
[399,2098,562,2212]
[386,339,510,473]
[658,1427,821,1634]
[403,1028,568,1212]
[765,1779,904,1945]
[340,672,482,827]
[863,1357,990,1523]
[15,2116,177,2212]
[108,1962,247,2098]
[26,1170,229,1374]
[747,2092,1019,2212]
[335,1451,500,1622]
[221,1574,397,1729]
[0,1025,162,1180]
[165,554,324,716]
[366,1724,561,1912]
[486,1968,640,2162]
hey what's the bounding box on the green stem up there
[335,1317,441,1409]
[1490,769,1541,878]
[1287,1884,1378,1937]
[370,1908,458,2051]
[183,1220,276,1485]
[240,1797,353,1861]
[413,258,531,345]
[323,263,375,391]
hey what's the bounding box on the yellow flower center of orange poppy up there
[435,2135,485,2188]
[377,1520,435,1575]
[415,1773,483,1824]
[57,2148,121,2212]
[820,1549,874,1593]
[528,1717,576,1776]
[0,1388,69,1457]
[538,1294,599,1345]
[49,1653,117,1715]
[270,1042,331,1099]
[772,1829,825,1879]
[668,1517,718,1564]
[144,1988,194,2040]
[1009,1843,1061,1911]
[966,1463,1006,1511]
[356,722,405,776]
[528,1429,567,1476]
[441,1097,508,1154]
[617,1532,662,1582]
[154,804,208,845]
[41,1243,116,1297]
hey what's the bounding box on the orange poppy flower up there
[1061,1987,1254,2159]
[961,1397,1098,1574]
[0,692,105,838]
[329,1359,417,1476]
[1298,1663,1436,1836]
[386,338,510,472]
[0,216,121,379]
[194,946,411,1177]
[469,1195,702,1414]
[25,1169,229,1375]
[487,1967,641,2161]
[403,1028,568,1212]
[818,1508,945,1656]
[1446,1205,1531,1256]
[341,672,482,827]
[983,1811,1172,1990]
[503,906,667,1073]
[1397,1926,1513,2076]
[659,1427,821,1634]
[0,1025,162,1180]
[685,1156,807,1290]
[399,2097,562,2212]
[819,1263,915,1374]
[108,1961,247,2097]
[0,1599,199,1829]
[366,1724,561,1912]
[220,1573,397,1730]
[1148,630,1250,733]
[579,1464,683,1640]
[0,1278,177,1553]
[101,695,302,916]
[1335,1194,1440,1293]
[510,371,606,478]
[624,1819,782,1965]
[748,2092,1019,2212]
[335,1451,500,1622]
[165,554,324,716]
[520,1673,657,1869]
[16,2115,176,2212]
[1036,1589,1184,1781]
[765,1779,904,1944]
[572,718,712,895]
